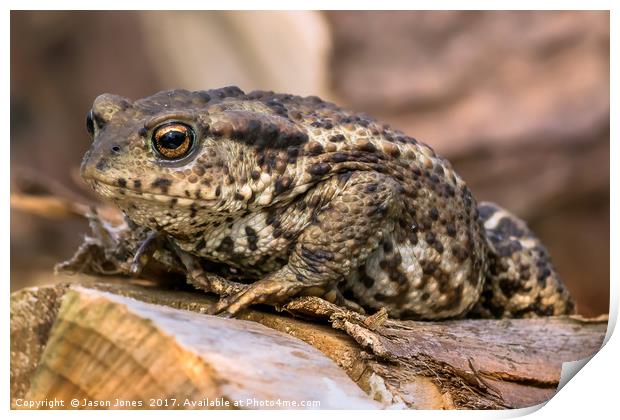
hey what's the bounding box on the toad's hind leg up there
[470,202,575,318]
[213,171,401,317]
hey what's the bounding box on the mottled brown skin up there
[80,87,574,319]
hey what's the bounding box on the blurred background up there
[10,11,609,316]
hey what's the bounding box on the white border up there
[4,2,616,419]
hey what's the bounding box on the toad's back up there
[80,87,574,319]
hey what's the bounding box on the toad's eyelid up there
[154,123,190,140]
[144,111,198,131]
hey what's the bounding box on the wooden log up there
[284,297,608,408]
[16,285,379,409]
[10,284,70,403]
[10,278,607,410]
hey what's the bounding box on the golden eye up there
[152,122,194,160]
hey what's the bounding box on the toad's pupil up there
[160,131,187,149]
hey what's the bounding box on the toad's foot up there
[130,230,166,275]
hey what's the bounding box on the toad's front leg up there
[214,171,401,317]
[130,231,248,297]
[173,244,248,297]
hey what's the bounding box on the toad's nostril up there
[96,158,108,171]
[111,145,121,154]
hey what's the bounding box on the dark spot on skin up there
[274,176,292,196]
[193,166,205,176]
[151,178,172,194]
[374,293,401,303]
[195,238,206,251]
[433,164,445,176]
[331,152,348,163]
[196,92,211,102]
[245,226,258,251]
[491,236,523,258]
[355,140,376,153]
[265,211,278,227]
[308,162,331,176]
[432,282,463,312]
[189,204,198,218]
[250,170,261,180]
[169,198,178,208]
[446,223,457,237]
[496,217,526,237]
[287,147,300,158]
[477,204,496,221]
[452,245,469,262]
[429,207,439,221]
[366,202,390,218]
[421,261,438,275]
[133,180,142,189]
[366,183,378,192]
[217,236,234,254]
[338,171,353,184]
[300,245,334,265]
[210,109,308,149]
[360,270,375,288]
[382,143,401,157]
[329,134,345,142]
[520,266,532,281]
[307,142,324,156]
[537,267,552,283]
[117,178,127,188]
[378,252,408,288]
[215,185,221,197]
[499,278,521,298]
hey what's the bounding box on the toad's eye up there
[151,122,194,160]
[86,111,95,137]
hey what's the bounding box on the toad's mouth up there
[87,178,219,207]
